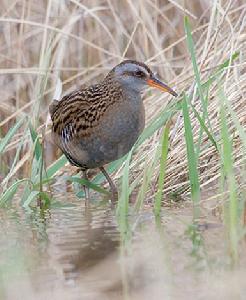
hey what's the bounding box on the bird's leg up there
[99,166,118,203]
[82,170,90,205]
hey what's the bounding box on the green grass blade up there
[0,179,30,207]
[182,93,201,219]
[88,155,127,186]
[46,155,68,178]
[154,123,170,216]
[66,176,110,195]
[135,101,181,148]
[134,146,160,212]
[219,86,239,265]
[20,183,32,206]
[1,130,28,188]
[116,150,133,248]
[30,155,41,183]
[201,52,239,94]
[22,191,40,208]
[28,122,42,160]
[39,191,52,207]
[223,95,246,151]
[191,104,218,151]
[0,117,25,154]
[184,16,206,117]
[117,149,133,216]
[134,165,150,212]
[185,16,210,159]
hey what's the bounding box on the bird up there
[49,60,177,203]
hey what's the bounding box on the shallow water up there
[0,193,246,300]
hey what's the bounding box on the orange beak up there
[147,77,178,97]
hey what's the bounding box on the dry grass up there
[0,0,245,204]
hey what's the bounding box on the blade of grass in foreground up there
[46,155,68,178]
[117,150,133,247]
[191,104,218,151]
[117,149,133,216]
[184,16,206,117]
[66,176,109,195]
[134,146,159,212]
[135,100,181,148]
[182,93,201,220]
[28,122,42,161]
[1,130,28,188]
[0,179,30,207]
[200,52,239,98]
[185,16,210,161]
[154,123,170,216]
[219,86,239,265]
[0,117,26,154]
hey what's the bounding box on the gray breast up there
[79,94,145,169]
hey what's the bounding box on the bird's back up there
[49,80,144,169]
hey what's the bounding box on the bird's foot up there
[82,170,90,206]
[99,166,118,204]
[110,189,118,204]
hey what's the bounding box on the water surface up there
[0,193,246,300]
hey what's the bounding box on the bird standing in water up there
[49,60,177,203]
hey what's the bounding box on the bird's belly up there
[79,105,145,169]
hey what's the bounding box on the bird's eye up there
[135,70,145,77]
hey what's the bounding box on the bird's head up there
[109,60,177,97]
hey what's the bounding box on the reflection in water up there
[54,205,120,278]
[0,197,246,299]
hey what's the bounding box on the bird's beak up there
[147,76,178,97]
